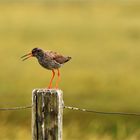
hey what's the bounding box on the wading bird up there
[21,48,71,89]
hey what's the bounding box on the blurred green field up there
[0,1,140,140]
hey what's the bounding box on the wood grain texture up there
[32,89,63,140]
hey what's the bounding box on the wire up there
[0,104,140,116]
[64,106,140,116]
[0,105,32,111]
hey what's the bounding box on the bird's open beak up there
[21,52,33,61]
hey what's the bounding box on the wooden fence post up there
[32,89,63,140]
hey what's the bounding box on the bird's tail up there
[65,56,72,62]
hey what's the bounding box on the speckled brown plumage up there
[21,48,71,89]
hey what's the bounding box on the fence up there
[0,89,140,140]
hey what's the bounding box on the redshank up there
[21,48,71,89]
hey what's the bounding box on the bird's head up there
[32,48,44,57]
[21,48,44,61]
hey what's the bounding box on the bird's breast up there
[38,58,61,70]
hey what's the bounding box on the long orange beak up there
[21,53,33,61]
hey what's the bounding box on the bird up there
[21,48,71,89]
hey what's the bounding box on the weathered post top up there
[32,89,63,140]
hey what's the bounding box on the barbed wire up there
[64,106,140,116]
[0,104,140,116]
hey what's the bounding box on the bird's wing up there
[46,50,71,64]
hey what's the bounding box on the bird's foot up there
[55,87,58,90]
[47,85,52,89]
[47,87,59,90]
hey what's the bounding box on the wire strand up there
[64,106,140,116]
[0,105,140,116]
[0,105,32,111]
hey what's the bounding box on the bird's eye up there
[37,50,40,52]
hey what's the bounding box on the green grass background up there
[0,1,140,140]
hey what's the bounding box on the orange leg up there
[55,69,60,89]
[48,70,55,89]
